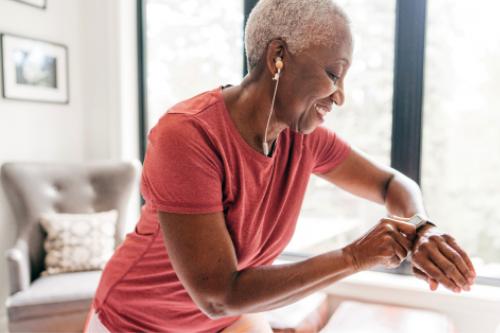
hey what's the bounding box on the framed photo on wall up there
[9,0,47,10]
[0,33,69,104]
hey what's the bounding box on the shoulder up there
[303,126,348,148]
[167,88,221,117]
[151,115,207,142]
[148,89,222,148]
[302,126,351,169]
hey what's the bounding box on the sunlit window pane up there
[285,0,395,254]
[422,0,500,278]
[145,0,243,130]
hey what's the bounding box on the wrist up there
[342,245,361,273]
[417,221,437,236]
[413,223,439,251]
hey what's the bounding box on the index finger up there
[385,217,417,239]
[445,237,476,279]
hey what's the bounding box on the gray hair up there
[244,0,350,70]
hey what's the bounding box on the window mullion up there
[391,0,428,184]
[243,0,258,76]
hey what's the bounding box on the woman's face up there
[275,35,353,134]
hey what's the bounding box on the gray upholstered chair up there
[1,161,140,333]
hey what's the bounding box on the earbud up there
[273,57,283,81]
[275,57,283,70]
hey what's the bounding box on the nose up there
[330,85,345,106]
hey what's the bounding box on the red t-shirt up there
[92,86,351,332]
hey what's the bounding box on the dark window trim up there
[391,0,428,183]
[137,0,147,163]
[137,0,147,206]
[243,0,258,75]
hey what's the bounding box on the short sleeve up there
[308,126,351,174]
[141,115,224,214]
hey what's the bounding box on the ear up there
[264,39,288,78]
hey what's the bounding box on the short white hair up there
[244,0,350,70]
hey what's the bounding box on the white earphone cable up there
[263,70,281,156]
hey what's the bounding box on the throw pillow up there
[39,210,118,276]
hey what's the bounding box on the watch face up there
[409,214,427,229]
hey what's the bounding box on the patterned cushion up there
[39,210,117,276]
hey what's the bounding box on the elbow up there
[195,272,242,319]
[200,299,229,320]
[198,290,240,320]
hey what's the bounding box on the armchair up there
[1,161,140,332]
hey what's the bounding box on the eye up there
[326,71,340,84]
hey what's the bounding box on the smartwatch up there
[408,214,436,231]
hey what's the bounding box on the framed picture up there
[0,33,69,104]
[9,0,47,10]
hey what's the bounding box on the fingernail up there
[454,288,460,293]
[464,285,470,291]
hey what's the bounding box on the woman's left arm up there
[316,146,476,292]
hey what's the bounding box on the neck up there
[221,68,287,155]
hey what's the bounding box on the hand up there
[410,226,476,293]
[343,217,417,271]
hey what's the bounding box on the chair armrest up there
[5,239,31,295]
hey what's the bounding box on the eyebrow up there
[327,58,350,70]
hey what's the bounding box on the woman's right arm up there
[158,211,415,319]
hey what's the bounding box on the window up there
[421,0,500,280]
[141,0,243,133]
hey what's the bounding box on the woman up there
[86,0,476,332]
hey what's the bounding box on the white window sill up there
[324,270,500,333]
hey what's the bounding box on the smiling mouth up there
[314,104,331,117]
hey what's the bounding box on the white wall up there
[80,0,139,162]
[0,0,139,331]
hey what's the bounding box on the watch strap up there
[408,214,436,230]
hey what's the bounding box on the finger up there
[388,214,411,222]
[391,229,413,252]
[437,241,472,288]
[391,238,408,262]
[430,279,439,290]
[414,267,439,291]
[413,267,439,290]
[445,237,476,280]
[415,257,461,292]
[430,250,469,290]
[412,266,428,280]
[390,255,402,267]
[384,218,417,239]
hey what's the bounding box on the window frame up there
[137,0,147,163]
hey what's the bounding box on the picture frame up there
[9,0,47,10]
[0,33,69,104]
